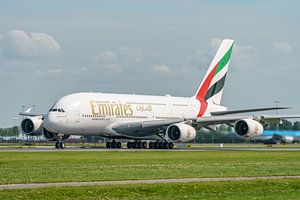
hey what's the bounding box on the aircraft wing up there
[210,106,290,116]
[111,114,300,136]
[195,114,300,126]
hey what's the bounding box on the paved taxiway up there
[1,176,300,190]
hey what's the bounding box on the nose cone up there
[43,113,59,133]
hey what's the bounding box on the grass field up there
[1,150,300,199]
[0,151,299,184]
[1,179,300,200]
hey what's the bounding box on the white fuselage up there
[43,92,222,138]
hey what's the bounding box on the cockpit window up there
[49,108,65,112]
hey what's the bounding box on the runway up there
[0,146,300,152]
[1,176,300,190]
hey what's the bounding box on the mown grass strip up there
[0,179,300,200]
[0,151,299,184]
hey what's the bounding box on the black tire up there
[154,142,158,149]
[55,141,60,149]
[117,142,122,149]
[131,142,135,149]
[142,142,147,149]
[136,142,141,149]
[158,142,164,149]
[149,142,154,149]
[111,141,117,148]
[168,142,174,149]
[106,142,111,148]
[162,142,168,149]
[127,142,132,149]
[59,142,65,149]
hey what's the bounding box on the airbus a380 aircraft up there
[20,39,299,149]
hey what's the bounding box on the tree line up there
[0,126,19,137]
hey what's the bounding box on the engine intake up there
[21,117,43,136]
[166,123,196,143]
[234,119,263,139]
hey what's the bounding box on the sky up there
[0,0,299,127]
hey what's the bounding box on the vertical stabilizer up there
[193,39,234,105]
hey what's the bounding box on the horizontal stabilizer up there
[211,107,290,116]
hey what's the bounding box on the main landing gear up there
[148,141,174,149]
[126,141,174,149]
[106,140,122,149]
[126,141,148,149]
[54,133,66,149]
[105,140,174,149]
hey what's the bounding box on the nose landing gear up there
[55,141,65,149]
[54,133,66,149]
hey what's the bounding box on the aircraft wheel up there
[111,141,117,148]
[162,142,168,149]
[149,142,154,149]
[117,142,122,149]
[142,142,147,149]
[55,141,60,149]
[168,142,174,149]
[154,142,159,149]
[59,142,65,149]
[106,142,111,148]
[135,142,141,149]
[158,142,164,149]
[131,142,135,149]
[127,142,132,149]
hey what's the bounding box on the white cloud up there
[95,51,117,62]
[0,29,61,58]
[119,47,143,63]
[152,65,173,76]
[272,42,291,53]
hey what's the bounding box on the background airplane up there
[19,39,300,149]
[254,130,300,144]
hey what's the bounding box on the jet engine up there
[165,123,196,142]
[234,119,263,139]
[21,117,43,136]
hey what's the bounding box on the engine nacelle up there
[165,123,196,143]
[234,119,263,139]
[21,117,43,136]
